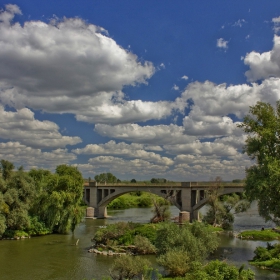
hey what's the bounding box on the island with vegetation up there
[91,221,255,279]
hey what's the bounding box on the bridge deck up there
[84,182,244,188]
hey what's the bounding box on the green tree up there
[155,222,219,276]
[94,172,119,183]
[109,255,152,280]
[0,159,14,181]
[0,168,36,233]
[238,101,280,224]
[30,165,84,233]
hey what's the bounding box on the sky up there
[1,1,280,181]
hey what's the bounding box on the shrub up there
[134,235,156,254]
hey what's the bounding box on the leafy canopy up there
[238,101,280,224]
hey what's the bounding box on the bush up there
[110,255,152,280]
[157,249,191,277]
[134,235,156,254]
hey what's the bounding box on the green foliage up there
[134,223,158,244]
[1,167,36,233]
[184,260,255,280]
[133,235,156,254]
[204,178,250,229]
[94,172,119,183]
[238,101,280,224]
[151,178,167,183]
[0,159,14,180]
[155,222,219,276]
[93,222,138,245]
[3,229,29,238]
[238,229,280,240]
[158,249,191,277]
[0,160,84,236]
[251,243,280,271]
[109,255,152,280]
[30,165,84,233]
[27,216,51,236]
[107,192,158,210]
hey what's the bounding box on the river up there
[0,203,279,280]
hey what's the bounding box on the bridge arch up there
[84,182,244,221]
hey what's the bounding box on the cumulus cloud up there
[164,141,237,156]
[169,152,251,181]
[85,156,169,176]
[0,5,178,125]
[0,106,81,148]
[245,35,280,81]
[217,38,228,49]
[94,123,197,145]
[181,75,189,80]
[0,141,77,170]
[178,79,280,137]
[72,140,174,165]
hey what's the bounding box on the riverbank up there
[238,228,280,240]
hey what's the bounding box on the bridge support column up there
[180,186,192,222]
[97,206,107,218]
[84,182,99,218]
[192,210,200,221]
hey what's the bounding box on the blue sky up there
[1,1,280,181]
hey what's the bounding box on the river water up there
[0,203,279,280]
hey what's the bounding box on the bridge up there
[83,181,244,222]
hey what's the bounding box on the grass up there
[238,229,280,240]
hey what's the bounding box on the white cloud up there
[272,17,280,33]
[0,6,160,125]
[0,106,81,148]
[164,141,237,156]
[217,38,228,49]
[245,35,280,81]
[169,152,251,181]
[73,140,174,166]
[233,19,246,27]
[181,75,189,80]
[86,156,169,176]
[172,84,179,91]
[0,141,76,170]
[94,123,197,145]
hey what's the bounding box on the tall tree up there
[0,159,14,181]
[238,101,280,224]
[33,165,84,233]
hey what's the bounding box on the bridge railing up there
[84,182,244,187]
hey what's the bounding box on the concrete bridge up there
[83,181,244,222]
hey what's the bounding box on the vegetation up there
[94,173,120,183]
[109,255,153,280]
[238,101,280,225]
[102,221,254,279]
[250,243,280,271]
[107,192,169,210]
[0,160,85,238]
[238,229,280,240]
[151,178,167,183]
[203,177,250,230]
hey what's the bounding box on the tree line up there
[0,160,85,238]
